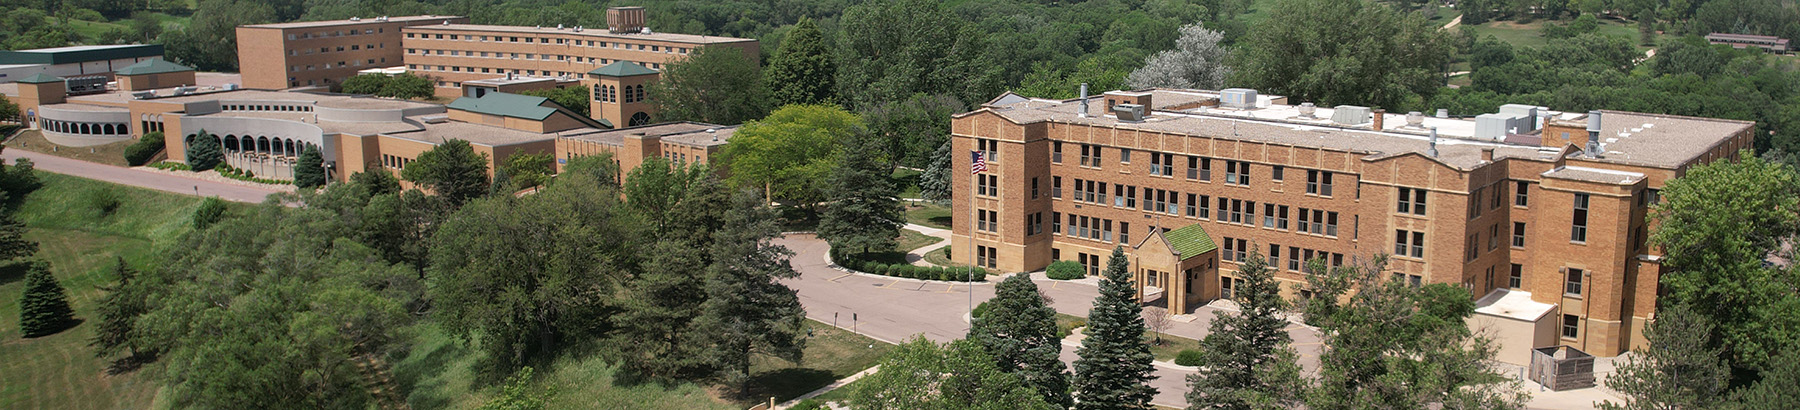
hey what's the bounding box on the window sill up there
[1570,241,1588,246]
[1564,294,1583,299]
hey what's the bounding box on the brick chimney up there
[1372,108,1385,130]
[607,7,646,33]
[1481,147,1494,162]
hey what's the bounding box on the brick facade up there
[951,89,1756,357]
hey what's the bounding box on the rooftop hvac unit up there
[1475,114,1512,140]
[1499,104,1539,131]
[1220,88,1258,109]
[1113,103,1147,121]
[1330,105,1370,125]
[421,114,449,124]
[131,91,155,99]
[223,83,240,90]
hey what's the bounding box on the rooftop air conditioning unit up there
[421,114,449,124]
[350,17,361,21]
[1220,88,1258,109]
[1330,105,1371,125]
[131,91,155,99]
[1113,103,1147,122]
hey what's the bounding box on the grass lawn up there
[1467,17,1669,51]
[1145,331,1202,362]
[921,246,965,268]
[4,130,136,167]
[394,319,892,409]
[744,320,894,404]
[904,202,951,230]
[896,228,941,252]
[0,172,230,410]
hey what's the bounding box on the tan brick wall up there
[399,28,757,99]
[239,17,467,90]
[948,109,1741,357]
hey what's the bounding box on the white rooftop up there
[1473,289,1557,322]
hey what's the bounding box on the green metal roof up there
[16,73,61,84]
[114,58,193,75]
[0,44,165,65]
[1162,223,1217,260]
[446,92,558,120]
[588,61,658,77]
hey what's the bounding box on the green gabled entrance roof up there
[114,58,193,75]
[588,61,658,77]
[446,92,557,120]
[1162,223,1217,260]
[16,73,62,84]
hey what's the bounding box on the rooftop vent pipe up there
[1428,127,1440,158]
[1586,110,1603,156]
[1078,83,1089,118]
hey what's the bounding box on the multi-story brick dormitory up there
[949,88,1755,364]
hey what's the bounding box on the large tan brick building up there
[237,15,469,89]
[950,88,1755,363]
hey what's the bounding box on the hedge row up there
[835,251,987,282]
[1046,260,1085,280]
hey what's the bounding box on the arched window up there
[634,85,645,102]
[628,112,650,127]
[258,137,269,153]
[224,137,238,152]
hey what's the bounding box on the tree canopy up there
[969,273,1072,408]
[718,104,862,205]
[849,337,1057,410]
[648,45,770,125]
[1235,0,1451,110]
[765,18,836,107]
[1071,247,1157,409]
[400,139,491,207]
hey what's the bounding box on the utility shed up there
[1530,346,1596,391]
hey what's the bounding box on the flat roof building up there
[0,44,166,83]
[1705,33,1792,53]
[951,88,1754,364]
[237,15,470,90]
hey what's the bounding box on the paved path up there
[1,148,283,203]
[904,223,951,266]
[778,233,1326,408]
[1443,14,1463,30]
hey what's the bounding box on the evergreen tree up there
[919,140,952,202]
[185,130,223,171]
[969,273,1072,408]
[19,260,75,337]
[293,145,326,188]
[1189,251,1302,409]
[849,337,1057,410]
[613,173,733,380]
[1600,303,1732,410]
[191,196,229,230]
[765,18,836,107]
[1072,246,1158,409]
[0,208,37,262]
[91,257,148,361]
[692,189,808,392]
[817,132,903,255]
[350,170,401,196]
[401,139,490,207]
[1732,348,1800,410]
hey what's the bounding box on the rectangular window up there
[1263,204,1276,228]
[1277,206,1289,230]
[1120,148,1131,164]
[1115,184,1127,207]
[1052,212,1062,234]
[1053,177,1062,199]
[1307,170,1334,196]
[1198,157,1212,181]
[1395,230,1425,258]
[1127,186,1138,208]
[1272,166,1284,181]
[1121,222,1130,245]
[1513,222,1526,248]
[1566,268,1584,296]
[1326,212,1339,236]
[1562,314,1580,338]
[1225,160,1250,186]
[1031,177,1039,199]
[1572,193,1590,242]
[1509,264,1523,288]
[1398,187,1428,215]
[1492,183,1505,209]
[1053,142,1063,163]
[1288,246,1301,271]
[1467,234,1479,261]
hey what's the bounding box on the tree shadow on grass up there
[0,261,26,286]
[740,368,836,404]
[927,215,952,228]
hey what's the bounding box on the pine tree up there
[765,18,836,107]
[613,173,732,380]
[19,260,75,338]
[0,208,37,262]
[1188,251,1302,409]
[293,145,326,188]
[1600,303,1731,410]
[1072,246,1158,409]
[401,139,491,207]
[91,257,147,360]
[693,189,808,392]
[817,132,903,255]
[1732,348,1800,410]
[185,130,223,171]
[969,274,1072,408]
[919,140,952,202]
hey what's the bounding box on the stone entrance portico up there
[1132,223,1219,315]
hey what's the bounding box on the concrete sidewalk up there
[904,223,952,267]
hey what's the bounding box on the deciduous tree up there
[1236,0,1451,109]
[862,93,964,169]
[718,104,860,206]
[401,139,490,207]
[969,274,1072,408]
[765,18,836,107]
[849,337,1057,410]
[1072,247,1158,409]
[648,45,770,125]
[1128,23,1232,90]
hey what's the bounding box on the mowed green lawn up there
[394,319,892,409]
[1467,17,1669,50]
[0,172,223,410]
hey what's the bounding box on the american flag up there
[970,151,987,175]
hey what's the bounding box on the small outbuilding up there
[1529,345,1596,391]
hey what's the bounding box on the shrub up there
[972,301,992,319]
[1057,317,1088,338]
[865,263,886,275]
[193,197,229,230]
[886,264,903,277]
[1174,349,1205,366]
[1046,260,1085,280]
[790,399,826,410]
[123,132,165,166]
[85,187,123,217]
